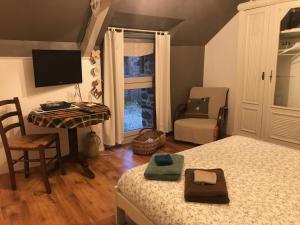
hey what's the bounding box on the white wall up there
[203,14,239,134]
[0,57,103,174]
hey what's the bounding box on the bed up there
[115,136,300,225]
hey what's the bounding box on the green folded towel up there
[144,153,184,181]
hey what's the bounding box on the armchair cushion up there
[190,87,228,119]
[174,118,217,144]
[184,97,209,119]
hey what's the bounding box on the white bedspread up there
[117,136,300,225]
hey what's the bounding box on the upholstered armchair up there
[174,87,229,145]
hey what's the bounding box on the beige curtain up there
[103,29,125,145]
[155,33,172,133]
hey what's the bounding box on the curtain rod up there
[108,26,169,34]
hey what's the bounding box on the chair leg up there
[213,126,219,141]
[6,152,16,190]
[55,134,66,175]
[39,149,51,194]
[24,151,29,178]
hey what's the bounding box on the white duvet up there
[118,136,300,225]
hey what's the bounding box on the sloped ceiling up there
[0,0,248,50]
[0,0,90,43]
[109,0,247,45]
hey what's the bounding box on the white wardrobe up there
[235,0,300,148]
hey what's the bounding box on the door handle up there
[270,70,273,82]
[262,72,265,80]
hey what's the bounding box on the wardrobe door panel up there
[240,106,259,134]
[264,1,300,148]
[236,7,270,137]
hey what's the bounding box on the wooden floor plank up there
[0,137,195,225]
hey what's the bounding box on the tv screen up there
[32,50,82,87]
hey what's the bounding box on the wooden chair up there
[0,97,65,194]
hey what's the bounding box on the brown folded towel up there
[185,169,230,204]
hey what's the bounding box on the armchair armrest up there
[173,103,187,123]
[217,106,228,139]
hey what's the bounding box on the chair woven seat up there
[9,134,57,150]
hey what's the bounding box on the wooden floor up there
[0,137,195,225]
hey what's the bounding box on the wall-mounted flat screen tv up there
[32,49,82,87]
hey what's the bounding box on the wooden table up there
[28,102,110,179]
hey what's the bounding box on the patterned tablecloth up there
[28,102,111,129]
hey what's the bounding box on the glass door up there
[264,3,300,147]
[274,7,300,109]
[123,38,155,138]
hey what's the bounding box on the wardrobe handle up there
[270,70,273,83]
[262,72,265,80]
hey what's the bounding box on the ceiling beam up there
[81,0,112,56]
[97,0,122,46]
[0,40,79,57]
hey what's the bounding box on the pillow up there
[184,97,209,118]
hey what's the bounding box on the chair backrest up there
[189,87,229,119]
[0,97,26,151]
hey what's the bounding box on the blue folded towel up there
[144,153,184,181]
[154,154,173,166]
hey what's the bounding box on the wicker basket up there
[132,128,166,155]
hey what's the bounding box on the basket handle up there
[138,128,153,134]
